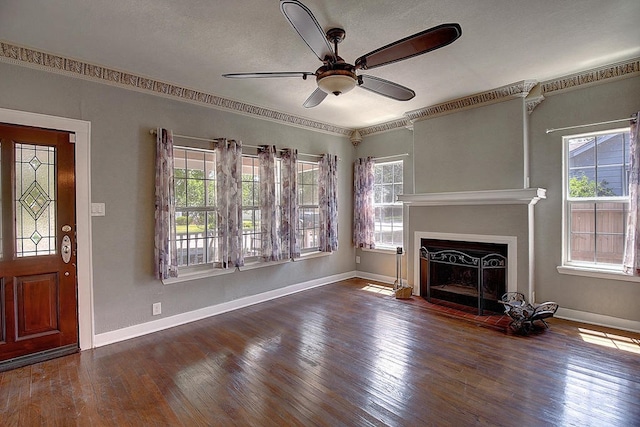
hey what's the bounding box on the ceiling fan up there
[223,0,462,108]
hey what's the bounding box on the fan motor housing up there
[316,61,357,96]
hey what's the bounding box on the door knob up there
[61,235,72,263]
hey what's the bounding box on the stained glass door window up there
[14,143,56,257]
[1,123,78,368]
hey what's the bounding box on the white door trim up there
[0,107,94,350]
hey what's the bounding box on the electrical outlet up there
[355,256,361,264]
[152,302,161,316]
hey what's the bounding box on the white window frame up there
[561,127,630,274]
[297,159,321,253]
[169,146,323,280]
[372,159,403,251]
[173,146,220,269]
[240,155,263,262]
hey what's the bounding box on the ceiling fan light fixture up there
[226,2,462,108]
[317,71,357,96]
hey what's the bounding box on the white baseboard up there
[355,271,396,285]
[556,307,640,334]
[356,273,640,333]
[93,271,356,348]
[93,271,640,347]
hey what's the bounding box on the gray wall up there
[408,97,530,296]
[353,128,414,282]
[2,57,639,331]
[357,75,640,325]
[0,62,356,334]
[531,77,640,321]
[414,98,526,193]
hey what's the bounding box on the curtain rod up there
[372,153,409,162]
[149,129,323,158]
[545,114,637,134]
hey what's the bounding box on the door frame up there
[0,107,93,350]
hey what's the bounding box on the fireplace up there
[403,191,543,307]
[420,238,508,314]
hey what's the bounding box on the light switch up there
[91,203,105,216]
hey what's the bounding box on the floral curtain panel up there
[216,138,244,268]
[154,128,178,280]
[353,157,375,249]
[623,113,640,275]
[319,154,339,252]
[259,145,281,261]
[281,148,300,259]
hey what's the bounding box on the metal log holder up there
[394,247,412,299]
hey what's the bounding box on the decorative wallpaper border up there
[1,40,637,138]
[360,56,640,136]
[357,118,413,137]
[407,80,538,122]
[0,41,352,137]
[541,58,640,95]
[359,80,538,137]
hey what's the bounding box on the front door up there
[0,123,78,370]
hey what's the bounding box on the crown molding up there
[2,40,637,139]
[359,118,413,137]
[540,57,640,96]
[359,80,538,137]
[406,80,538,122]
[0,41,352,137]
[359,56,640,137]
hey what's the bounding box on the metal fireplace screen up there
[420,241,507,315]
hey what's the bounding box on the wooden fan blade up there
[303,88,328,108]
[355,23,461,70]
[223,72,315,79]
[358,75,415,101]
[280,0,336,62]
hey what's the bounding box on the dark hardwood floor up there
[1,278,639,426]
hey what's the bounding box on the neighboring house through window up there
[564,128,630,269]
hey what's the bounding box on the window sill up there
[162,266,236,285]
[557,265,640,283]
[238,259,291,271]
[360,247,400,255]
[292,251,332,261]
[162,252,329,284]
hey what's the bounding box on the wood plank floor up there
[1,278,639,426]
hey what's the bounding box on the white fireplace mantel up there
[397,188,546,206]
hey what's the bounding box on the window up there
[172,146,321,269]
[173,147,219,267]
[241,155,285,260]
[298,160,320,251]
[564,129,630,269]
[241,156,261,259]
[373,160,403,249]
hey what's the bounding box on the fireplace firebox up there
[420,239,507,314]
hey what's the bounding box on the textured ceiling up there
[1,0,639,129]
